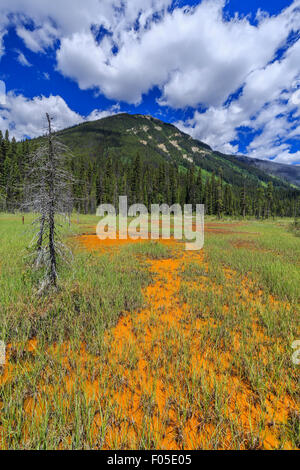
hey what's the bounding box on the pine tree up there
[103,156,113,204]
[187,165,196,209]
[204,179,212,215]
[131,153,143,204]
[169,164,179,205]
[240,183,246,218]
[256,187,264,219]
[224,185,233,215]
[196,168,203,204]
[216,179,223,219]
[266,182,273,219]
[210,172,216,214]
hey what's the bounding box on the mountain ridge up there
[56,112,300,189]
[2,112,299,216]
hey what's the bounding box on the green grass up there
[0,213,299,450]
[204,219,300,303]
[124,241,173,260]
[0,213,151,353]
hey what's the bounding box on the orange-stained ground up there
[72,233,298,449]
[0,229,298,450]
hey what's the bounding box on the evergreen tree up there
[240,183,246,218]
[266,182,273,219]
[187,165,196,209]
[196,168,203,204]
[216,179,223,219]
[256,187,265,219]
[224,185,233,215]
[131,153,143,204]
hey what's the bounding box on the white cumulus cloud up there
[0,0,300,163]
[55,0,300,108]
[16,50,32,66]
[0,93,119,140]
[177,25,300,164]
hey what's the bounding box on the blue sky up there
[0,0,300,164]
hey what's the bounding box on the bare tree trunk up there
[25,112,74,293]
[35,214,45,267]
[37,216,45,251]
[49,206,56,286]
[46,113,57,287]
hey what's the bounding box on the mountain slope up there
[56,113,299,189]
[234,155,300,188]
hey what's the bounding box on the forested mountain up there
[0,113,299,217]
[233,155,300,188]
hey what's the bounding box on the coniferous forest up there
[0,118,299,218]
[1,1,300,452]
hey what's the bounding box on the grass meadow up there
[0,213,299,449]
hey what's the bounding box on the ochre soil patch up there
[205,229,250,235]
[193,222,258,236]
[78,234,148,250]
[0,232,297,449]
[71,234,296,449]
[230,239,259,250]
[77,233,182,252]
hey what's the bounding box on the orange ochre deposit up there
[0,231,298,450]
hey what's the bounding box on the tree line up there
[0,130,299,218]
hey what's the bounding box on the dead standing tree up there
[25,113,74,292]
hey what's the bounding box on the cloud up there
[16,50,32,66]
[0,80,5,105]
[55,1,174,104]
[0,0,172,52]
[0,32,5,57]
[0,0,300,163]
[55,0,300,108]
[0,92,119,140]
[16,23,57,52]
[176,29,300,164]
[0,93,82,139]
[86,104,120,121]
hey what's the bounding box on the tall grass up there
[0,214,299,449]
